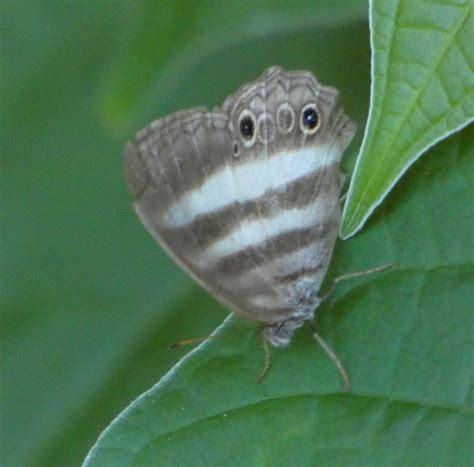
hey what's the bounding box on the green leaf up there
[341,0,474,238]
[85,125,474,466]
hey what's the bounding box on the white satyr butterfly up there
[124,66,361,389]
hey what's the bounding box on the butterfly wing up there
[214,68,354,327]
[125,68,356,339]
[124,107,282,321]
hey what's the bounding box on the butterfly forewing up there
[125,67,356,346]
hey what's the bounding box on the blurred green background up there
[1,1,371,466]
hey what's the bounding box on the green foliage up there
[1,1,472,466]
[341,0,473,237]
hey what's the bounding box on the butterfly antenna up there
[309,322,351,392]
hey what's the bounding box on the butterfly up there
[124,66,357,387]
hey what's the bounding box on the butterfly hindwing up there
[125,67,356,345]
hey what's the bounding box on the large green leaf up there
[85,124,474,465]
[341,0,474,238]
[1,2,369,466]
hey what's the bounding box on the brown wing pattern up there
[124,67,356,338]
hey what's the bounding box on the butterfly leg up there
[257,333,272,382]
[310,263,395,391]
[308,321,351,392]
[320,262,395,303]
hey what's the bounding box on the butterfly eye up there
[238,110,257,147]
[300,103,320,135]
